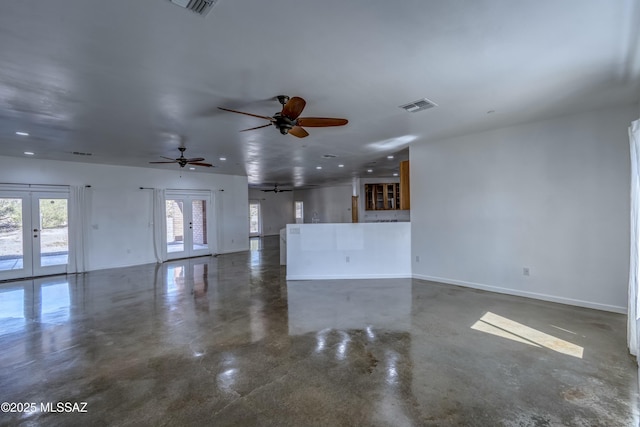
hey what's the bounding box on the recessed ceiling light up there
[367,169,373,173]
[338,164,344,168]
[189,167,195,170]
[387,155,394,159]
[16,131,29,136]
[393,173,399,177]
[316,166,322,170]
[219,157,226,161]
[24,151,34,155]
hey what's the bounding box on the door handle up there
[33,229,38,232]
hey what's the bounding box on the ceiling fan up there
[218,95,348,138]
[149,147,213,168]
[262,184,292,193]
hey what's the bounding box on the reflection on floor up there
[0,236,638,426]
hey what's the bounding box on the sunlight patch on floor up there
[471,312,584,359]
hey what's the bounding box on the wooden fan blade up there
[261,189,276,192]
[188,162,213,167]
[218,107,274,121]
[150,160,178,164]
[297,117,348,127]
[160,156,177,161]
[184,157,205,162]
[278,189,293,192]
[289,126,309,138]
[282,97,306,120]
[240,123,273,132]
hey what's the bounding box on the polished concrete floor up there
[0,236,638,426]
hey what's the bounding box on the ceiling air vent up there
[72,151,92,156]
[399,98,438,113]
[169,0,218,16]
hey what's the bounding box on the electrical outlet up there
[523,267,530,276]
[346,256,350,263]
[415,255,420,263]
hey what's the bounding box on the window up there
[295,201,303,224]
[249,200,261,236]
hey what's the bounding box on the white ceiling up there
[0,0,639,189]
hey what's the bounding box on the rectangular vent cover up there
[399,98,438,113]
[169,0,218,16]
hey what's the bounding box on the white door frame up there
[165,190,213,260]
[0,188,69,281]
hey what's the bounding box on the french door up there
[165,192,212,260]
[0,191,69,281]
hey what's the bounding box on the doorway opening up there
[295,201,304,224]
[249,200,261,237]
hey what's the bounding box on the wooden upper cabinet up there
[400,160,410,210]
[364,161,410,211]
[364,183,401,210]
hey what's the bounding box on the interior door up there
[0,191,69,281]
[166,194,211,260]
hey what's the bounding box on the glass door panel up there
[166,199,185,254]
[32,192,68,277]
[37,198,69,268]
[191,199,208,254]
[0,198,26,276]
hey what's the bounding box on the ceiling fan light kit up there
[262,184,292,193]
[149,146,213,168]
[218,95,348,138]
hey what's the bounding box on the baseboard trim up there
[412,274,627,314]
[217,248,250,255]
[287,273,411,281]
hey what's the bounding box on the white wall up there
[248,188,293,236]
[286,223,411,280]
[411,104,637,313]
[359,177,410,222]
[293,185,352,223]
[0,156,249,271]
